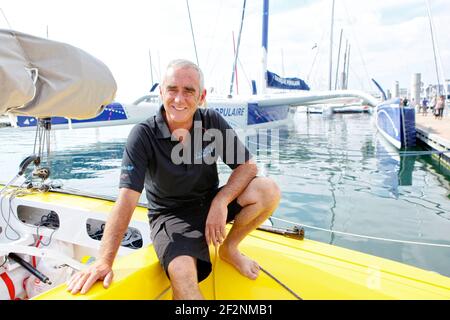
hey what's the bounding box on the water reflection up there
[375,135,416,198]
[45,141,125,180]
[245,111,450,277]
[1,112,449,277]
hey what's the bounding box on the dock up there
[415,112,450,169]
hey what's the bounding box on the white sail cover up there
[0,29,116,118]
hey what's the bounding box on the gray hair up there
[163,59,204,93]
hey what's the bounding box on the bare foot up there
[219,245,260,280]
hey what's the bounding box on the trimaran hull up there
[8,90,377,131]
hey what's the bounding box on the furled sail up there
[0,29,116,119]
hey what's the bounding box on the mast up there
[157,51,161,83]
[334,29,343,90]
[229,0,246,96]
[425,0,443,96]
[345,45,350,89]
[328,0,335,90]
[261,0,269,94]
[340,40,348,90]
[149,49,154,85]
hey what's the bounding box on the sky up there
[1,0,449,102]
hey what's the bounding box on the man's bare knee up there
[168,255,197,282]
[255,177,281,209]
[168,256,203,300]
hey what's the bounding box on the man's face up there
[160,66,206,126]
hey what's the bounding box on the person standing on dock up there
[66,59,281,300]
[421,97,428,116]
[435,95,445,119]
[430,95,437,117]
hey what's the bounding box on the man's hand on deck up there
[66,259,113,295]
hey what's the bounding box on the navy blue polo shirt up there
[119,105,252,214]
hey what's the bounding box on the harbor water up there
[1,110,449,277]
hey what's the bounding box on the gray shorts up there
[148,188,242,282]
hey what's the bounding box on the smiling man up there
[66,59,280,299]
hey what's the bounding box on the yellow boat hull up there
[35,227,450,300]
[2,187,449,300]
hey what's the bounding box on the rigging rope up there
[307,26,328,85]
[425,0,444,96]
[213,245,218,300]
[186,0,200,67]
[260,266,302,300]
[229,0,246,96]
[270,216,450,248]
[0,185,57,244]
[204,0,223,74]
[341,0,375,91]
[212,244,301,300]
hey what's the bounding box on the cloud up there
[1,0,449,100]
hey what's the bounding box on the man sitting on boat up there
[66,59,281,299]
